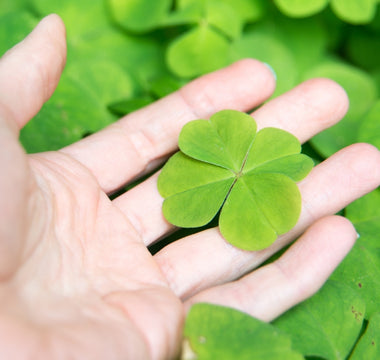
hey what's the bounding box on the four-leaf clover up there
[158,110,314,251]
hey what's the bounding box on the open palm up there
[0,15,379,360]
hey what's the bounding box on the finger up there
[253,77,349,143]
[184,215,357,321]
[154,143,380,299]
[112,172,173,246]
[61,59,276,193]
[0,14,66,131]
[113,78,349,246]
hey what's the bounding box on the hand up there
[0,15,379,360]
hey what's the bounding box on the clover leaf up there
[330,0,378,25]
[274,0,329,18]
[350,312,380,360]
[274,280,365,359]
[183,303,304,360]
[157,110,313,251]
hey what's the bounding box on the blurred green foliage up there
[0,0,379,359]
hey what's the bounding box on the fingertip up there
[32,13,67,48]
[262,62,277,81]
[298,215,357,259]
[271,215,357,311]
[179,58,277,118]
[319,77,349,118]
[44,13,66,28]
[340,142,380,189]
[233,58,277,98]
[304,77,350,126]
[0,13,67,128]
[38,13,65,28]
[34,13,67,86]
[320,214,357,248]
[251,76,350,142]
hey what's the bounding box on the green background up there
[1,0,379,359]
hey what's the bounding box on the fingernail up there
[263,62,277,81]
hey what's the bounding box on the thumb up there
[0,14,66,278]
[0,14,66,131]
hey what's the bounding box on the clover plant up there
[158,110,313,251]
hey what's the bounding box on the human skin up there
[0,14,379,360]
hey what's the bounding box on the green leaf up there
[183,303,303,360]
[345,189,380,228]
[31,0,166,89]
[179,110,257,172]
[167,24,231,78]
[219,172,301,250]
[358,100,380,150]
[243,127,301,170]
[241,173,301,235]
[373,69,380,97]
[158,110,313,250]
[368,8,380,32]
[65,59,135,106]
[70,26,165,89]
[274,280,366,360]
[330,240,380,320]
[304,60,378,157]
[305,60,377,123]
[166,0,264,78]
[0,11,38,56]
[274,0,329,18]
[149,75,184,98]
[218,0,267,23]
[205,0,243,39]
[108,96,154,116]
[176,0,201,9]
[20,54,136,153]
[32,0,109,37]
[332,189,380,318]
[162,2,202,26]
[346,29,380,71]
[350,312,380,360]
[345,187,380,253]
[0,0,30,16]
[330,0,378,25]
[231,31,298,96]
[255,16,328,75]
[251,154,315,182]
[158,152,234,227]
[20,74,112,152]
[107,0,171,33]
[177,0,266,23]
